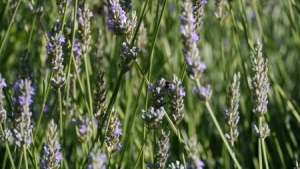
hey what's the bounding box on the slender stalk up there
[133,130,150,169]
[22,146,28,169]
[58,88,63,138]
[0,0,22,56]
[204,101,241,169]
[83,54,95,135]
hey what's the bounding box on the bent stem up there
[204,101,241,169]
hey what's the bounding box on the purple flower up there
[106,0,136,35]
[0,77,6,88]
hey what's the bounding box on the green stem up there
[22,146,28,169]
[204,101,241,169]
[133,130,150,169]
[58,88,63,138]
[0,0,22,56]
[34,72,52,139]
[262,138,269,169]
[83,54,95,135]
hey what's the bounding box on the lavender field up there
[0,0,300,168]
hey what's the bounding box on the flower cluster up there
[0,74,11,143]
[154,130,170,169]
[0,74,7,123]
[87,147,107,169]
[118,42,139,71]
[251,40,270,139]
[40,119,62,169]
[251,40,269,117]
[75,114,93,143]
[167,75,186,125]
[149,78,168,109]
[141,107,165,129]
[107,0,137,35]
[77,4,93,53]
[192,85,212,101]
[192,0,207,30]
[93,71,107,121]
[105,109,122,153]
[11,79,34,148]
[46,20,66,88]
[180,0,206,81]
[224,72,240,146]
[56,0,66,15]
[167,161,185,169]
[186,138,205,169]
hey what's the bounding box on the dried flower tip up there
[193,0,207,30]
[141,107,165,129]
[154,130,170,169]
[167,75,185,125]
[56,0,66,15]
[93,71,107,121]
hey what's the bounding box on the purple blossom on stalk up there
[154,130,170,169]
[186,138,205,169]
[118,42,139,71]
[106,0,137,35]
[192,85,212,101]
[167,75,185,125]
[74,114,93,143]
[46,20,66,88]
[180,0,206,81]
[40,119,62,169]
[87,147,107,169]
[11,79,35,148]
[105,109,122,153]
[192,0,207,30]
[149,78,168,109]
[0,74,7,123]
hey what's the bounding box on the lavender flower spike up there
[40,119,62,169]
[180,0,206,80]
[88,147,107,169]
[46,20,66,88]
[105,109,122,153]
[11,79,34,148]
[167,75,185,125]
[107,0,137,35]
[77,4,93,53]
[0,74,7,123]
[154,130,170,169]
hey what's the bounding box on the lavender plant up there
[93,71,107,121]
[141,106,165,129]
[251,40,270,169]
[0,75,11,143]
